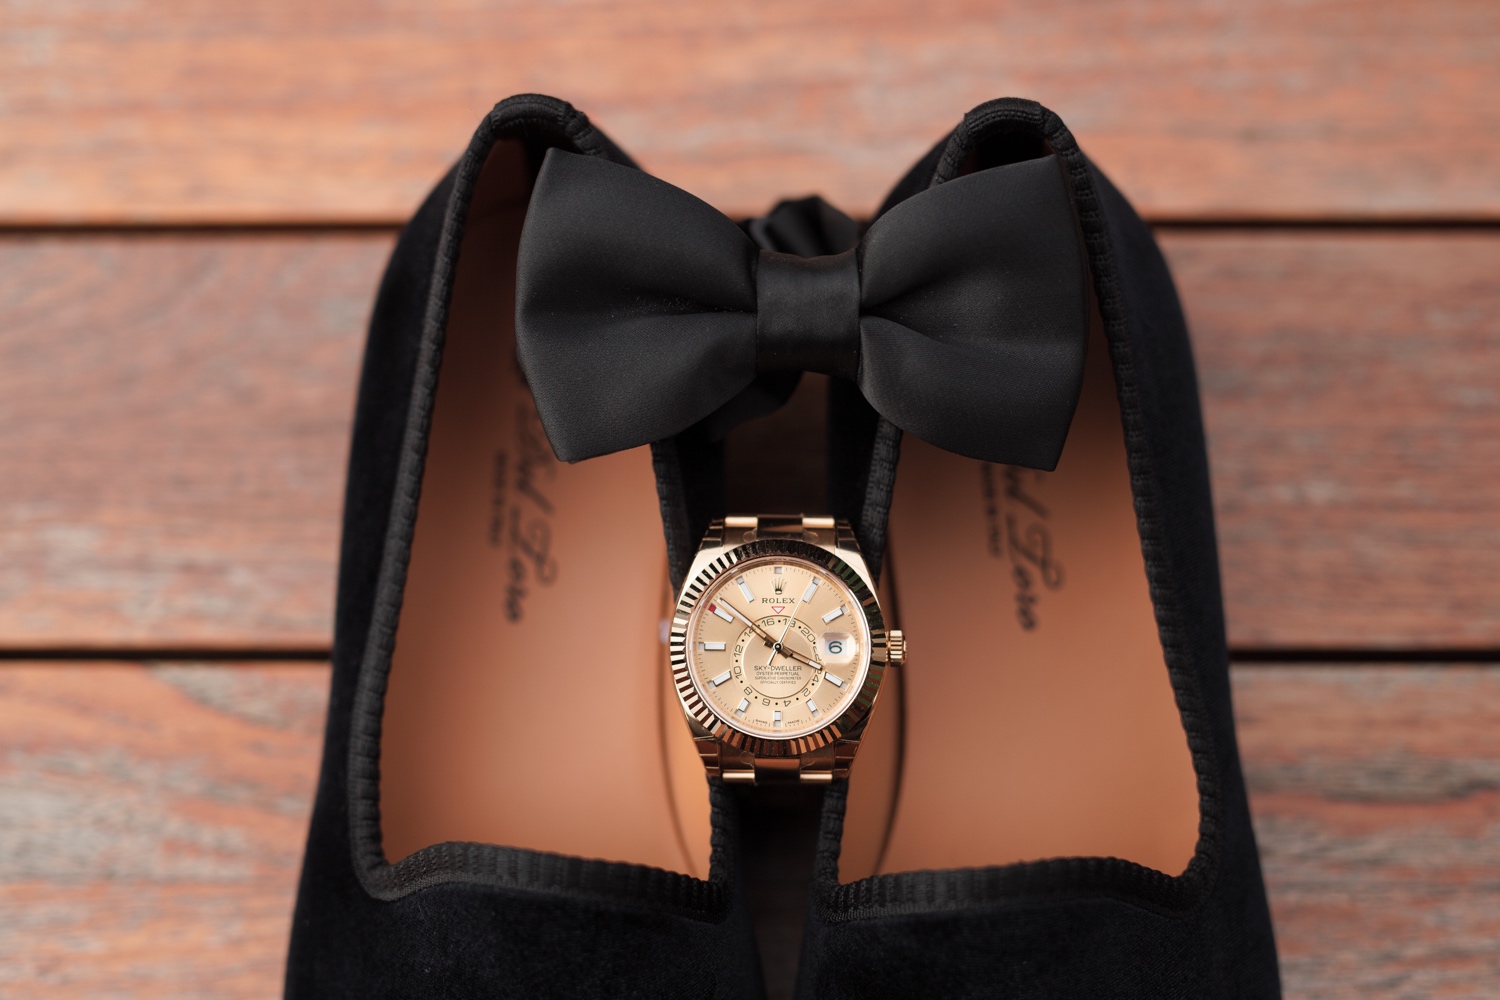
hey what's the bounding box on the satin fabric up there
[516,148,1091,469]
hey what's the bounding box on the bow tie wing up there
[516,149,761,462]
[856,155,1091,470]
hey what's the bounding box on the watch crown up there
[888,629,906,666]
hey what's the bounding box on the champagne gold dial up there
[683,554,871,740]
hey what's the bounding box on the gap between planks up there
[5,649,1500,664]
[5,220,1500,237]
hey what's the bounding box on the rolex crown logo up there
[772,577,786,596]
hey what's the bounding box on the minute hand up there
[719,599,821,669]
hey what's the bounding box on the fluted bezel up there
[670,538,888,756]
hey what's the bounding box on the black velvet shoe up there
[283,95,762,999]
[798,100,1283,998]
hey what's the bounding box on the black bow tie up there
[515,148,1090,468]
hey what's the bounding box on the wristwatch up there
[669,514,904,784]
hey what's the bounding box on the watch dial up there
[685,554,871,739]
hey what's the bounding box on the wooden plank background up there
[4,0,1499,223]
[4,231,1495,650]
[3,664,1495,998]
[2,1,1497,997]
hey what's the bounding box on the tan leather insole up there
[876,309,1200,877]
[380,144,694,874]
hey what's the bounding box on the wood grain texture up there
[1,663,1496,996]
[4,231,1497,649]
[1236,666,1500,998]
[2,0,1498,225]
[0,233,385,647]
[1166,231,1500,648]
[0,662,328,998]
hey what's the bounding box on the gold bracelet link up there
[718,514,838,548]
[701,733,858,785]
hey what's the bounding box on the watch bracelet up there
[694,734,859,784]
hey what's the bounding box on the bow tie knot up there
[756,248,861,381]
[516,148,1090,468]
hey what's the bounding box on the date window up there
[820,632,858,665]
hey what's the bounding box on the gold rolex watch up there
[669,514,904,784]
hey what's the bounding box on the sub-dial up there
[733,616,821,703]
[696,612,841,736]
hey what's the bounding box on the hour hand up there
[778,646,820,670]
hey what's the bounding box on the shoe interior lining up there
[873,306,1200,878]
[379,141,696,876]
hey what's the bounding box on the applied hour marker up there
[710,603,734,623]
[825,672,846,688]
[807,698,821,716]
[822,606,845,623]
[710,670,733,687]
[735,698,750,716]
[736,576,756,603]
[701,641,726,651]
[801,578,821,603]
[772,711,783,727]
